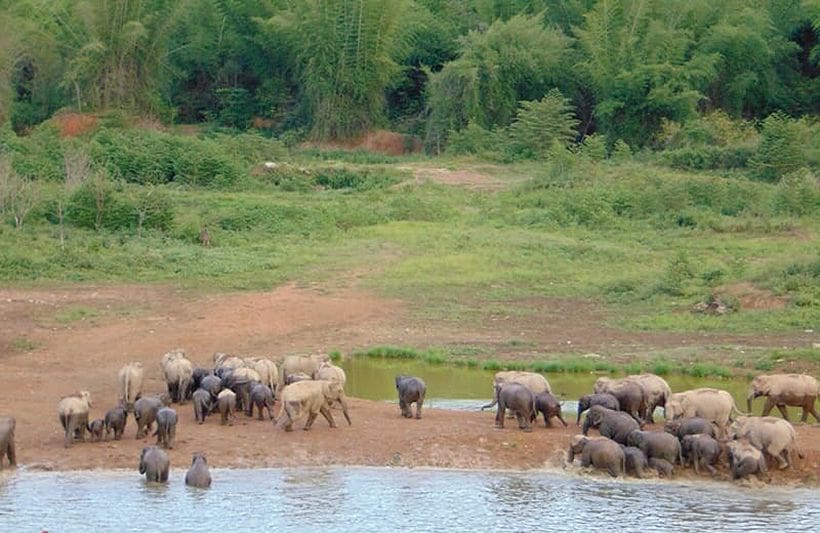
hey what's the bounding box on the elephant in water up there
[0,416,16,469]
[139,446,169,483]
[58,390,92,447]
[395,375,426,419]
[747,374,818,423]
[729,416,802,469]
[567,435,625,477]
[185,453,212,488]
[727,439,768,481]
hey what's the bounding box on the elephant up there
[314,362,347,387]
[666,388,746,437]
[117,362,144,411]
[185,452,212,489]
[576,393,620,425]
[648,457,674,478]
[245,357,279,394]
[134,396,170,439]
[192,388,213,424]
[221,371,256,413]
[278,380,351,432]
[282,354,330,384]
[188,367,212,398]
[624,374,671,422]
[728,416,802,470]
[154,407,177,449]
[213,353,246,376]
[139,445,170,483]
[0,416,16,469]
[87,418,105,442]
[161,349,194,404]
[532,392,567,428]
[625,430,682,466]
[592,377,646,425]
[58,390,92,447]
[104,406,127,441]
[494,383,536,432]
[285,372,313,385]
[249,383,275,421]
[395,375,426,419]
[681,434,721,475]
[567,435,625,477]
[217,389,236,426]
[200,375,222,402]
[620,445,649,478]
[663,417,716,441]
[581,405,641,445]
[727,439,768,481]
[482,371,550,411]
[747,374,819,423]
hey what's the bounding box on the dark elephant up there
[200,375,223,403]
[681,434,721,475]
[154,408,177,449]
[533,392,567,427]
[139,445,169,483]
[192,389,213,424]
[604,381,646,425]
[620,445,649,478]
[249,383,275,421]
[221,372,254,414]
[494,383,535,432]
[189,367,211,395]
[576,393,619,426]
[648,457,674,478]
[0,416,16,469]
[104,406,127,441]
[625,430,682,466]
[185,452,212,489]
[581,405,641,444]
[134,396,170,439]
[87,419,105,442]
[568,435,625,477]
[663,417,716,441]
[395,375,426,419]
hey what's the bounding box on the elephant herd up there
[484,370,816,482]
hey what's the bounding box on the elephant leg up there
[64,424,73,448]
[319,405,336,428]
[775,403,790,422]
[304,411,318,431]
[415,397,424,419]
[761,397,775,417]
[607,464,619,478]
[807,402,820,423]
[557,413,568,427]
[399,398,409,418]
[495,407,505,429]
[7,441,15,466]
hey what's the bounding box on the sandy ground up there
[0,283,817,486]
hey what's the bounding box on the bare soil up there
[0,282,817,486]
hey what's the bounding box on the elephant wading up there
[729,416,802,470]
[57,390,92,447]
[568,435,625,477]
[582,405,640,445]
[117,362,144,411]
[482,371,550,411]
[278,380,351,432]
[0,416,16,469]
[395,375,426,419]
[185,453,212,488]
[666,388,746,437]
[747,374,819,423]
[494,383,535,432]
[139,446,170,483]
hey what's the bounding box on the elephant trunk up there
[746,388,757,414]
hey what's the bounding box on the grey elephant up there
[729,416,802,469]
[727,439,768,481]
[189,367,211,397]
[278,380,351,432]
[681,434,721,475]
[581,405,640,444]
[576,393,620,426]
[567,435,625,477]
[200,375,223,402]
[57,390,92,447]
[249,383,275,421]
[663,417,716,441]
[532,392,567,427]
[747,374,818,423]
[620,445,649,478]
[648,457,674,478]
[154,407,177,449]
[134,396,170,439]
[221,371,255,414]
[395,375,426,419]
[87,419,105,442]
[139,445,170,483]
[625,430,682,466]
[285,372,313,385]
[0,416,16,469]
[104,406,127,441]
[192,389,213,424]
[593,378,646,425]
[494,383,535,432]
[185,452,212,488]
[217,389,236,425]
[482,371,551,412]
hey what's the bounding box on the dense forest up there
[0,0,818,154]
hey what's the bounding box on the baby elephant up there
[727,439,769,481]
[568,435,625,477]
[192,389,213,424]
[249,383,275,421]
[87,419,105,442]
[104,406,127,441]
[218,389,236,426]
[533,392,567,428]
[664,417,716,441]
[139,445,170,483]
[0,416,16,469]
[185,452,212,488]
[620,445,649,478]
[648,457,675,478]
[494,383,535,432]
[576,393,619,426]
[395,375,426,419]
[154,408,177,449]
[681,434,721,475]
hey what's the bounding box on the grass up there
[9,337,38,352]
[54,306,100,323]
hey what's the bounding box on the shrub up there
[772,169,818,216]
[446,122,499,157]
[504,89,580,159]
[750,113,809,182]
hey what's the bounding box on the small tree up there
[504,89,579,159]
[57,148,89,246]
[88,169,111,230]
[750,112,808,182]
[0,155,36,229]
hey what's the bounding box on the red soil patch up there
[51,112,98,138]
[721,283,789,311]
[309,130,423,156]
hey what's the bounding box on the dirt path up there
[0,282,817,486]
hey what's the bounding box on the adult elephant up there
[282,354,330,385]
[625,430,682,466]
[582,405,640,445]
[117,362,144,411]
[57,390,92,447]
[185,453,212,488]
[482,371,550,411]
[666,388,746,437]
[314,362,347,387]
[567,435,625,477]
[592,378,646,425]
[494,383,536,432]
[747,374,818,423]
[625,374,671,422]
[278,380,351,432]
[139,446,170,483]
[576,393,619,426]
[0,416,16,469]
[161,349,194,404]
[729,416,802,470]
[247,357,279,396]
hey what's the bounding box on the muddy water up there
[339,358,802,418]
[1,467,816,532]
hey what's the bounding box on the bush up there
[661,145,754,170]
[750,113,809,182]
[446,122,499,157]
[772,169,818,216]
[8,125,64,181]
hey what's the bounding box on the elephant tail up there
[730,402,749,420]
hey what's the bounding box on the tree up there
[56,147,89,246]
[505,89,580,158]
[0,155,37,229]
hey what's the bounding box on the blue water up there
[0,467,816,533]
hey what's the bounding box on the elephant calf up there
[568,435,625,477]
[648,457,674,478]
[729,416,801,470]
[494,383,535,432]
[395,375,426,420]
[154,408,177,449]
[626,430,682,466]
[0,416,16,469]
[533,393,567,428]
[727,439,768,481]
[192,389,213,424]
[185,453,212,489]
[620,445,649,478]
[664,417,715,441]
[576,393,619,426]
[681,434,721,475]
[104,406,127,441]
[87,419,105,442]
[139,446,170,483]
[218,389,236,426]
[249,383,275,421]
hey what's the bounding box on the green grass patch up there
[54,306,100,323]
[9,337,38,351]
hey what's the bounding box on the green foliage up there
[446,122,499,157]
[577,134,607,162]
[504,89,579,159]
[772,169,819,216]
[7,125,64,181]
[750,113,811,181]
